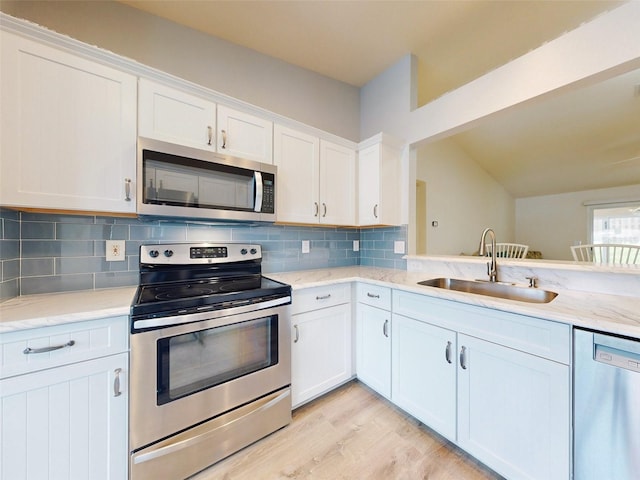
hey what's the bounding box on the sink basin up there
[417,278,558,304]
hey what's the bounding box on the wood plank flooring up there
[191,380,503,479]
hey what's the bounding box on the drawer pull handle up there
[114,368,122,397]
[383,319,389,338]
[316,294,331,300]
[23,340,75,355]
[460,346,468,370]
[366,292,380,299]
[445,341,452,364]
[293,325,300,343]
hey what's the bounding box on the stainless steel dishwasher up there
[574,328,640,480]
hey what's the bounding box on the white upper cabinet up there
[357,133,403,226]
[217,105,273,164]
[274,125,355,225]
[319,140,356,225]
[138,78,216,150]
[273,125,320,224]
[0,31,137,213]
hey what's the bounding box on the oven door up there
[130,302,291,452]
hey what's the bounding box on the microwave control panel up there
[262,175,275,213]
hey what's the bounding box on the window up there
[589,202,640,245]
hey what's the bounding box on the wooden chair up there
[485,243,529,259]
[571,244,640,264]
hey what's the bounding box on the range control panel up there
[140,243,261,264]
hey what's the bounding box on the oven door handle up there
[132,389,290,465]
[132,295,291,331]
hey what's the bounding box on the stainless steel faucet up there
[478,228,497,282]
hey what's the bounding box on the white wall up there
[417,139,514,255]
[516,184,640,261]
[0,0,360,141]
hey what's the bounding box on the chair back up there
[570,244,640,264]
[485,243,529,259]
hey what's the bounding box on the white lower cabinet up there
[391,314,457,441]
[0,316,129,480]
[356,283,392,398]
[391,290,571,480]
[290,284,352,408]
[457,334,570,480]
[356,303,391,398]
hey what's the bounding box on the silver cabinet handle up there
[23,340,75,354]
[221,129,227,149]
[316,294,331,300]
[293,325,299,343]
[373,204,378,218]
[314,202,319,217]
[460,346,468,370]
[383,319,389,338]
[114,368,122,397]
[124,178,132,201]
[445,341,452,364]
[366,292,380,299]
[207,126,213,145]
[322,203,327,217]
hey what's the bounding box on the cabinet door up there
[291,303,352,407]
[0,353,128,480]
[391,314,457,441]
[356,303,391,398]
[457,334,570,480]
[319,140,356,225]
[138,78,216,150]
[0,32,137,213]
[273,124,320,224]
[357,143,382,225]
[217,105,273,164]
[357,141,401,226]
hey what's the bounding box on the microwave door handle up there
[254,171,264,213]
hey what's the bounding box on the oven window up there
[157,315,278,405]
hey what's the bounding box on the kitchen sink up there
[417,277,558,304]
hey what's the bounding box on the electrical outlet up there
[394,241,405,254]
[353,240,359,252]
[106,240,126,262]
[301,240,310,254]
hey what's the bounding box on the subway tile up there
[0,278,19,301]
[56,223,106,240]
[3,218,20,239]
[21,274,94,295]
[22,258,54,277]
[95,271,138,289]
[21,240,95,258]
[21,222,55,240]
[0,208,20,221]
[55,257,105,275]
[2,259,19,280]
[0,239,20,260]
[21,212,93,224]
[130,224,187,241]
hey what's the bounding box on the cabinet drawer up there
[291,283,351,315]
[1,316,129,379]
[393,290,570,364]
[357,283,391,310]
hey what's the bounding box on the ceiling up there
[118,1,638,198]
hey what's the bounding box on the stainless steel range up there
[129,243,292,480]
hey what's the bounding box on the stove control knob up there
[149,250,159,258]
[240,248,248,255]
[250,248,257,255]
[164,249,174,258]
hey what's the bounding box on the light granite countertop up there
[2,266,639,339]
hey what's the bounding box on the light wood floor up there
[191,380,503,479]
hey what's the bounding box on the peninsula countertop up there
[1,266,639,339]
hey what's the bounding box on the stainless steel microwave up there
[136,137,276,222]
